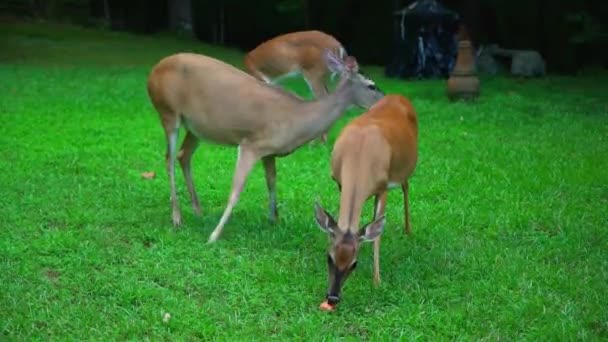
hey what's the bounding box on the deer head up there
[314,202,386,306]
[322,49,385,109]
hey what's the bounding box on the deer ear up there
[323,49,345,74]
[359,215,386,242]
[314,201,337,235]
[344,56,359,73]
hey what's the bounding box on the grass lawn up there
[1,19,607,340]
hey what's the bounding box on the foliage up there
[0,0,91,22]
[191,0,306,48]
[2,0,607,70]
[565,11,607,45]
[275,0,304,14]
[1,20,608,340]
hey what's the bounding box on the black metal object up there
[385,0,460,79]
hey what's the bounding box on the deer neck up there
[336,159,369,233]
[288,78,354,144]
[337,185,369,235]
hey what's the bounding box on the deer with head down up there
[146,49,384,243]
[314,94,418,310]
[244,30,347,144]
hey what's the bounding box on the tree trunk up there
[103,0,111,25]
[459,0,480,48]
[168,0,193,33]
[219,0,225,44]
[302,0,309,29]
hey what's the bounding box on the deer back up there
[245,31,344,76]
[148,53,305,140]
[331,95,418,206]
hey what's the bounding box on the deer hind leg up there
[402,181,412,235]
[163,114,182,227]
[258,73,273,84]
[373,191,388,287]
[262,156,278,223]
[207,145,259,243]
[178,131,201,216]
[303,68,330,144]
[249,68,272,84]
[244,55,271,83]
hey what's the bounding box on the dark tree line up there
[1,0,606,71]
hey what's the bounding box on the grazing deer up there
[244,30,347,144]
[314,94,418,310]
[146,50,384,243]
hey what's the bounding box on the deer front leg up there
[164,118,182,227]
[402,181,412,235]
[303,69,330,144]
[373,191,387,287]
[178,131,201,216]
[262,156,278,223]
[244,55,272,84]
[207,146,258,243]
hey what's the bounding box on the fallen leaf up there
[162,312,171,323]
[43,269,61,284]
[141,171,156,179]
[319,300,336,312]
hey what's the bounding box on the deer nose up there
[326,294,340,305]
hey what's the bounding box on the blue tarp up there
[385,0,460,79]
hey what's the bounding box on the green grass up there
[1,19,607,340]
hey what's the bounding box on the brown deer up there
[146,50,384,243]
[244,30,347,144]
[314,94,418,311]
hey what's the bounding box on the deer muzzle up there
[326,293,341,306]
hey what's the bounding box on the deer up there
[146,49,384,244]
[244,30,347,144]
[313,94,418,311]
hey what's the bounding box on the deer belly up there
[270,69,302,84]
[182,116,244,146]
[388,182,401,189]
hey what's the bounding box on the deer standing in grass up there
[146,50,384,243]
[244,31,347,144]
[314,94,418,310]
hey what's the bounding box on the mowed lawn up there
[1,20,607,340]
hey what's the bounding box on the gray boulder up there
[476,45,500,75]
[485,44,546,77]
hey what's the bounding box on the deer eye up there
[350,260,358,270]
[327,253,334,265]
[367,84,377,90]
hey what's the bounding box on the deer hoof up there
[207,232,220,244]
[192,203,202,216]
[269,211,278,224]
[172,212,183,226]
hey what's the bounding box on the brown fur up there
[331,94,418,284]
[147,51,384,243]
[244,30,344,81]
[334,242,356,271]
[244,30,346,143]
